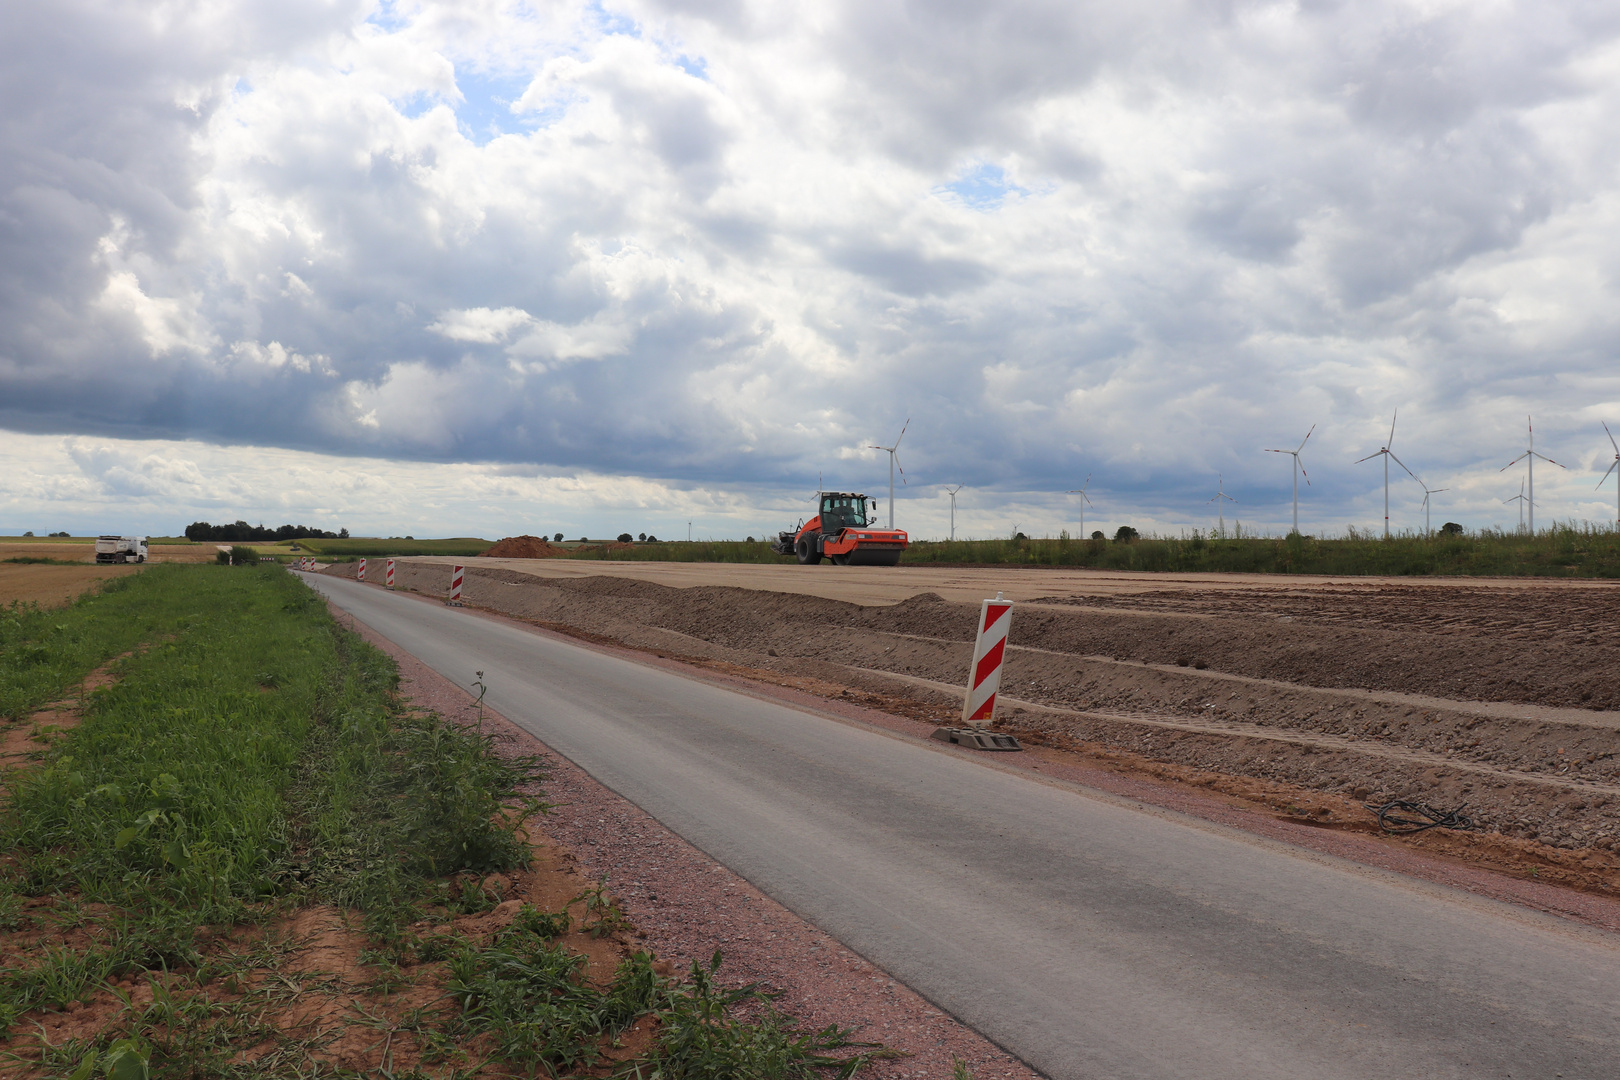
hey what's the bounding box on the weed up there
[618,951,898,1079]
[510,902,571,940]
[576,875,631,938]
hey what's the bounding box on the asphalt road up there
[309,573,1620,1080]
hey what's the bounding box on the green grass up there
[902,523,1620,576]
[0,564,222,721]
[283,537,494,558]
[565,524,1620,577]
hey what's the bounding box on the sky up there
[5,0,1620,541]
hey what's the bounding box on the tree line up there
[184,520,349,542]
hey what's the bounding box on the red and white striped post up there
[386,558,395,588]
[357,558,366,581]
[963,592,1013,727]
[449,564,464,603]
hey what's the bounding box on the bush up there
[1090,531,1105,541]
[1441,522,1464,535]
[553,533,563,542]
[1114,526,1140,542]
[48,532,71,538]
[617,533,634,543]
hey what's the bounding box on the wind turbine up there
[1500,416,1563,536]
[1066,474,1093,538]
[1597,422,1620,530]
[1418,481,1448,537]
[1355,411,1419,538]
[945,484,963,541]
[1504,480,1529,533]
[869,419,908,529]
[1208,475,1236,537]
[1264,425,1314,536]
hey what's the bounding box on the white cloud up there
[428,306,536,343]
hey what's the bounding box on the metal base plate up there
[930,727,1023,751]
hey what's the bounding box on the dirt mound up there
[481,535,568,559]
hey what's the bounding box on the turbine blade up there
[896,457,906,484]
[1354,451,1383,463]
[1534,451,1567,469]
[1607,421,1619,455]
[1388,409,1397,451]
[1500,453,1529,471]
[1599,461,1619,488]
[894,418,909,449]
[1298,424,1315,452]
[1299,458,1311,485]
[1389,451,1420,483]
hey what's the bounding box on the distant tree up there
[48,531,70,537]
[1114,525,1140,542]
[745,536,755,543]
[22,531,33,537]
[185,520,344,542]
[645,534,658,542]
[617,533,633,543]
[638,532,647,542]
[1090,531,1105,541]
[554,532,564,542]
[1440,522,1464,535]
[579,536,588,543]
[339,528,349,538]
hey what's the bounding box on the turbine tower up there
[1500,416,1563,535]
[1354,411,1419,539]
[1418,481,1448,537]
[1066,474,1094,538]
[869,419,909,529]
[1598,423,1620,531]
[1504,480,1529,533]
[945,484,963,541]
[1264,425,1314,536]
[1208,475,1236,537]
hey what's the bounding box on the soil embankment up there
[480,535,568,559]
[327,561,1620,886]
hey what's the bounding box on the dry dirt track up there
[360,558,1620,868]
[423,555,1620,605]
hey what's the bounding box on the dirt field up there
[345,559,1620,878]
[0,541,215,564]
[0,563,138,607]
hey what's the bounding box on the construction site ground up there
[328,558,1620,909]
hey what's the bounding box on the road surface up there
[309,573,1620,1080]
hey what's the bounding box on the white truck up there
[95,535,148,564]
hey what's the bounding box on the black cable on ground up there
[1363,799,1476,834]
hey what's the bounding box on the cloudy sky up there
[5,0,1620,541]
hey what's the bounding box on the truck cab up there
[772,492,908,566]
[95,535,148,564]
